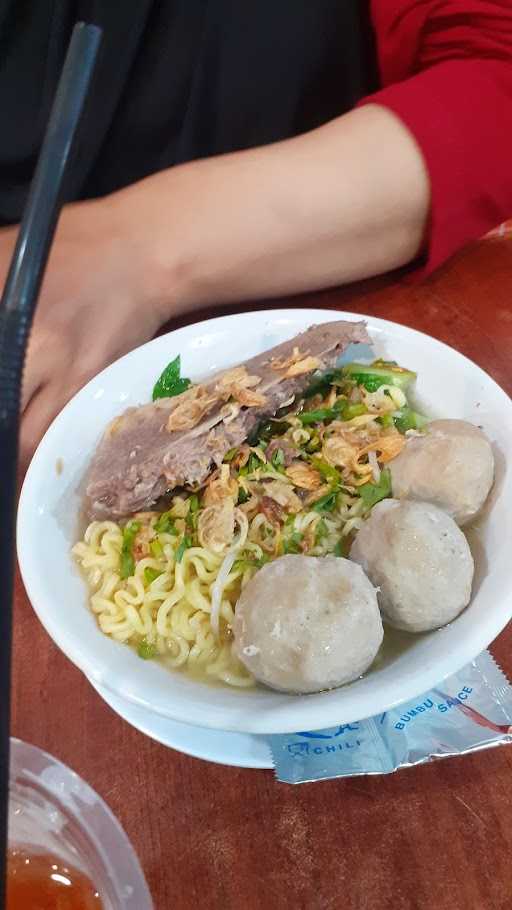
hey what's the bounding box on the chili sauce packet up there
[267,651,512,784]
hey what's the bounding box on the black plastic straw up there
[0,22,101,904]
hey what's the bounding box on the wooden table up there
[12,235,512,910]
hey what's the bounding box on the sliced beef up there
[84,320,370,519]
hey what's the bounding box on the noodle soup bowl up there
[17,309,512,734]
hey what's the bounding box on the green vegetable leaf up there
[120,521,140,579]
[377,413,394,429]
[358,468,392,509]
[313,491,338,513]
[144,567,163,585]
[189,494,200,513]
[152,354,191,401]
[237,488,250,505]
[176,536,192,562]
[137,638,157,660]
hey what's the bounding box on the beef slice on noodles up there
[84,320,370,519]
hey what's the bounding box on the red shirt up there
[363,1,512,275]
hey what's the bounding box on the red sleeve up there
[359,1,512,275]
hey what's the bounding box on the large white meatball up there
[233,555,383,694]
[389,419,494,526]
[350,499,474,633]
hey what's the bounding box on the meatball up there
[233,555,383,694]
[389,419,494,526]
[350,499,474,633]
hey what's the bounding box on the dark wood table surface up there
[12,234,512,910]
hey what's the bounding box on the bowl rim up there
[17,307,512,734]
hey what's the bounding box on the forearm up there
[115,104,430,314]
[368,1,512,275]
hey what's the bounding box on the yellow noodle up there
[73,368,413,689]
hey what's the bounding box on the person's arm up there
[14,0,512,456]
[124,0,512,305]
[120,103,429,310]
[9,102,430,458]
[365,0,512,274]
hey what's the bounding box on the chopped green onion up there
[176,536,192,562]
[332,397,348,414]
[251,419,290,444]
[283,531,303,554]
[343,362,416,393]
[358,468,392,509]
[223,447,238,462]
[312,491,338,513]
[315,519,328,545]
[312,458,341,485]
[393,408,428,434]
[304,368,344,398]
[271,448,285,469]
[189,494,200,513]
[377,413,394,429]
[137,638,157,660]
[343,403,368,420]
[240,452,262,476]
[305,437,321,454]
[299,407,337,425]
[233,553,270,572]
[150,538,163,558]
[187,515,198,534]
[154,511,177,535]
[120,521,140,579]
[256,554,270,568]
[299,398,358,425]
[237,488,250,505]
[144,567,163,585]
[152,354,191,401]
[334,538,349,558]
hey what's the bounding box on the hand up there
[0,197,169,465]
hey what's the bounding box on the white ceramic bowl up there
[17,309,512,734]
